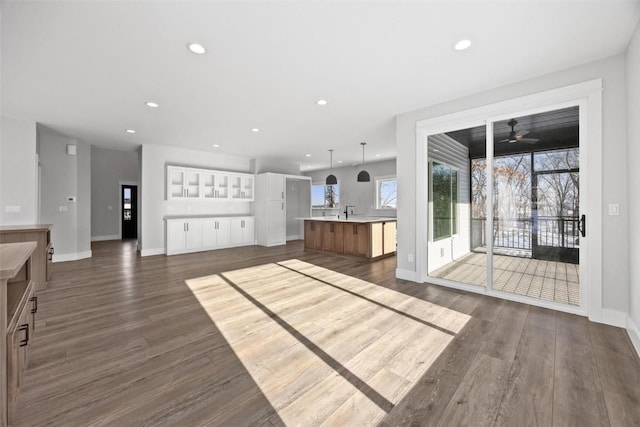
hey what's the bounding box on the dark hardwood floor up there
[12,240,640,426]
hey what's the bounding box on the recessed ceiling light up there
[212,144,220,148]
[125,129,136,134]
[305,154,312,157]
[454,39,472,51]
[316,99,328,106]
[251,128,260,133]
[337,160,343,163]
[188,43,206,55]
[375,153,381,157]
[145,101,159,108]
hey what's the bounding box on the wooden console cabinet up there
[0,225,53,290]
[1,242,38,427]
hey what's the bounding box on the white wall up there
[91,146,139,240]
[253,157,301,175]
[0,116,37,225]
[304,159,397,217]
[396,54,629,314]
[39,127,91,260]
[626,22,640,350]
[140,144,254,255]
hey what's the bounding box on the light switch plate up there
[608,204,619,216]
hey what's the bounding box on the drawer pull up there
[19,324,29,347]
[31,296,38,314]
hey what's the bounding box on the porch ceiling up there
[446,106,579,159]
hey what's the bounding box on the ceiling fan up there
[498,119,539,144]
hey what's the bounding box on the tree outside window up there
[312,183,340,208]
[376,177,397,209]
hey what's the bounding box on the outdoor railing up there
[472,216,580,250]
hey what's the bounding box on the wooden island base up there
[303,218,396,259]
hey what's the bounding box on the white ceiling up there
[2,1,639,171]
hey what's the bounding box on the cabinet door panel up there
[267,201,286,245]
[322,222,344,253]
[167,221,187,252]
[185,220,203,249]
[243,218,255,244]
[383,222,397,254]
[202,220,217,247]
[344,223,368,257]
[230,219,243,244]
[216,219,231,247]
[267,174,285,200]
[370,223,384,258]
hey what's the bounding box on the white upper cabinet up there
[230,174,255,201]
[167,166,254,201]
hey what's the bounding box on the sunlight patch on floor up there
[185,259,470,426]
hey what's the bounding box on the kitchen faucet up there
[344,205,356,220]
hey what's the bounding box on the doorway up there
[423,104,586,310]
[121,185,137,239]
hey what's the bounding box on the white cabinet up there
[230,175,255,201]
[166,166,253,201]
[202,172,230,200]
[167,167,201,200]
[166,218,203,254]
[166,216,254,255]
[202,218,230,247]
[230,217,255,245]
[256,173,286,247]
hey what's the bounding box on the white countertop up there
[298,216,397,223]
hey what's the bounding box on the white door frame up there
[415,79,603,320]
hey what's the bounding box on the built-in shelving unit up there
[166,166,254,201]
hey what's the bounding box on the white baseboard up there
[395,268,418,282]
[141,248,165,257]
[286,235,302,241]
[53,250,92,263]
[91,235,120,242]
[601,308,628,328]
[627,315,640,359]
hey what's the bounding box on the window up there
[312,183,340,208]
[430,162,458,241]
[376,176,397,209]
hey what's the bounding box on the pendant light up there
[357,142,370,182]
[326,149,338,185]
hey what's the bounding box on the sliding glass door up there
[426,105,582,308]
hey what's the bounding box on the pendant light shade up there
[326,149,338,185]
[357,142,370,182]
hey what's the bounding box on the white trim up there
[598,308,628,328]
[91,235,120,242]
[141,247,165,257]
[627,315,640,359]
[396,268,418,282]
[413,78,603,318]
[286,234,302,241]
[53,250,92,263]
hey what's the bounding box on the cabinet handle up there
[19,323,29,347]
[282,192,284,199]
[242,220,245,228]
[30,296,38,314]
[215,221,218,230]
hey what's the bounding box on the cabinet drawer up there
[7,281,35,424]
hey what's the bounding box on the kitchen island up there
[302,217,396,259]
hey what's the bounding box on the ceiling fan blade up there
[519,138,539,144]
[515,130,530,137]
[498,138,510,143]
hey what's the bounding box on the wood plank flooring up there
[12,240,640,426]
